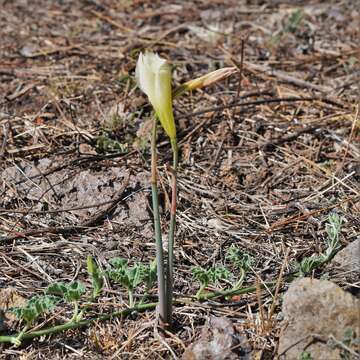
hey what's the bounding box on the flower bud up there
[136,52,176,140]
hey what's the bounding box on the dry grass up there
[0,0,359,358]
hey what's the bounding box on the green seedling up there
[139,259,157,293]
[11,295,59,327]
[271,9,303,46]
[0,256,157,346]
[95,133,128,154]
[46,281,86,321]
[87,255,104,300]
[226,245,253,291]
[191,266,232,299]
[283,9,303,34]
[10,295,59,346]
[298,351,314,360]
[297,213,343,276]
[105,258,157,307]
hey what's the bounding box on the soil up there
[0,0,359,359]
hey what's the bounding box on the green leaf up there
[298,351,314,360]
[297,214,344,276]
[110,258,128,270]
[325,213,342,253]
[46,281,86,303]
[107,267,129,288]
[106,262,144,292]
[87,255,103,299]
[10,295,59,325]
[208,266,231,284]
[64,281,86,302]
[141,260,157,291]
[192,266,231,286]
[46,282,68,297]
[128,264,143,289]
[226,245,253,271]
[283,9,303,34]
[191,267,210,287]
[95,134,127,154]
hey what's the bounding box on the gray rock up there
[278,278,360,360]
[331,238,360,275]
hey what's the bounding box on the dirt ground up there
[0,0,359,359]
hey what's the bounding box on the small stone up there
[278,278,360,360]
[182,316,251,360]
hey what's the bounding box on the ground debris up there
[0,0,359,358]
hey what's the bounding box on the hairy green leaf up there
[226,245,253,271]
[10,295,59,325]
[46,281,86,303]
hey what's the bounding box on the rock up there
[278,278,360,360]
[182,316,251,360]
[331,238,360,275]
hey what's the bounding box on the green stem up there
[71,301,79,322]
[166,138,178,326]
[233,268,246,289]
[151,116,168,326]
[195,284,207,299]
[0,302,157,345]
[128,290,134,308]
[0,279,283,345]
[11,324,29,346]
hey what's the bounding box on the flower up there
[136,52,176,140]
[173,67,238,98]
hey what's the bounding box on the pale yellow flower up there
[173,67,238,98]
[136,52,176,140]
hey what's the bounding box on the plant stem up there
[0,302,157,345]
[71,301,79,322]
[0,279,283,345]
[151,116,168,325]
[166,138,178,326]
[233,268,245,289]
[128,290,134,308]
[195,284,207,299]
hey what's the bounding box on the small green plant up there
[283,9,303,34]
[1,255,159,346]
[87,255,104,300]
[46,281,86,322]
[10,295,59,345]
[298,351,314,360]
[95,133,128,153]
[191,266,232,299]
[272,9,303,45]
[226,245,253,288]
[140,259,157,294]
[191,246,254,300]
[340,327,360,358]
[11,295,59,327]
[105,258,157,307]
[297,213,343,276]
